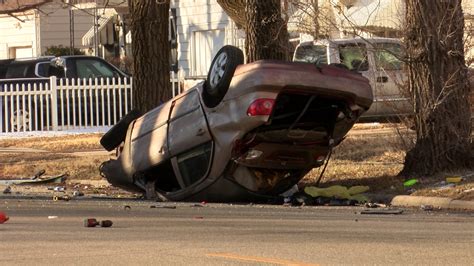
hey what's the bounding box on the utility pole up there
[94,0,99,56]
[69,7,75,55]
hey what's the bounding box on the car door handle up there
[196,128,206,136]
[377,76,388,83]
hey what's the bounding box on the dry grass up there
[0,134,103,152]
[0,153,108,180]
[0,129,472,200]
[302,134,408,194]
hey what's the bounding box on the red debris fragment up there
[84,218,99,227]
[0,212,9,224]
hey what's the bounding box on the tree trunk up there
[400,0,472,176]
[216,0,246,28]
[129,0,171,113]
[245,0,290,62]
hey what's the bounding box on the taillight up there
[247,98,275,116]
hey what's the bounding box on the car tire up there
[203,45,244,108]
[100,109,141,151]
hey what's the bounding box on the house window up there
[192,29,225,77]
[9,46,33,59]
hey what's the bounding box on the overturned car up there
[99,46,373,202]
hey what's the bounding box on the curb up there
[391,195,474,211]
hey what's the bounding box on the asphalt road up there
[1,198,473,265]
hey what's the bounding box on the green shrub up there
[44,45,84,56]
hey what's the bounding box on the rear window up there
[293,45,328,65]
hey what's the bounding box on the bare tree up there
[218,0,290,62]
[129,0,171,113]
[245,0,290,62]
[400,0,472,176]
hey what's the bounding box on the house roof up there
[342,0,404,31]
[0,0,52,13]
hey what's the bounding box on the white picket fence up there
[0,72,180,133]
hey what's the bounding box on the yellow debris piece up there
[347,185,370,195]
[446,176,462,183]
[304,185,370,203]
[348,194,369,203]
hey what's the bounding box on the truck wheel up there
[203,45,244,108]
[100,109,141,151]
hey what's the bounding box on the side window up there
[374,43,404,71]
[293,45,328,65]
[338,44,369,72]
[36,62,50,77]
[5,64,28,78]
[177,142,212,187]
[76,59,116,79]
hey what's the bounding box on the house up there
[2,0,472,77]
[0,0,96,58]
[73,0,243,87]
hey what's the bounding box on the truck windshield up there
[293,45,328,65]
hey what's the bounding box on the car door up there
[167,89,213,187]
[371,42,410,116]
[130,101,173,172]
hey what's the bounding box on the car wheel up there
[11,110,30,131]
[100,109,141,151]
[203,45,244,108]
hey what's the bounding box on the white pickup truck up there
[293,37,411,119]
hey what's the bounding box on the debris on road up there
[150,205,177,209]
[3,186,11,194]
[72,191,84,197]
[53,186,66,192]
[0,212,9,224]
[0,171,68,186]
[123,205,131,210]
[304,185,370,203]
[53,195,71,201]
[420,205,435,211]
[84,218,113,228]
[403,178,418,187]
[446,177,463,183]
[48,216,58,219]
[360,209,403,215]
[191,203,205,208]
[364,203,388,208]
[100,220,113,227]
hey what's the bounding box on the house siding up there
[38,2,95,55]
[0,12,37,59]
[174,0,233,78]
